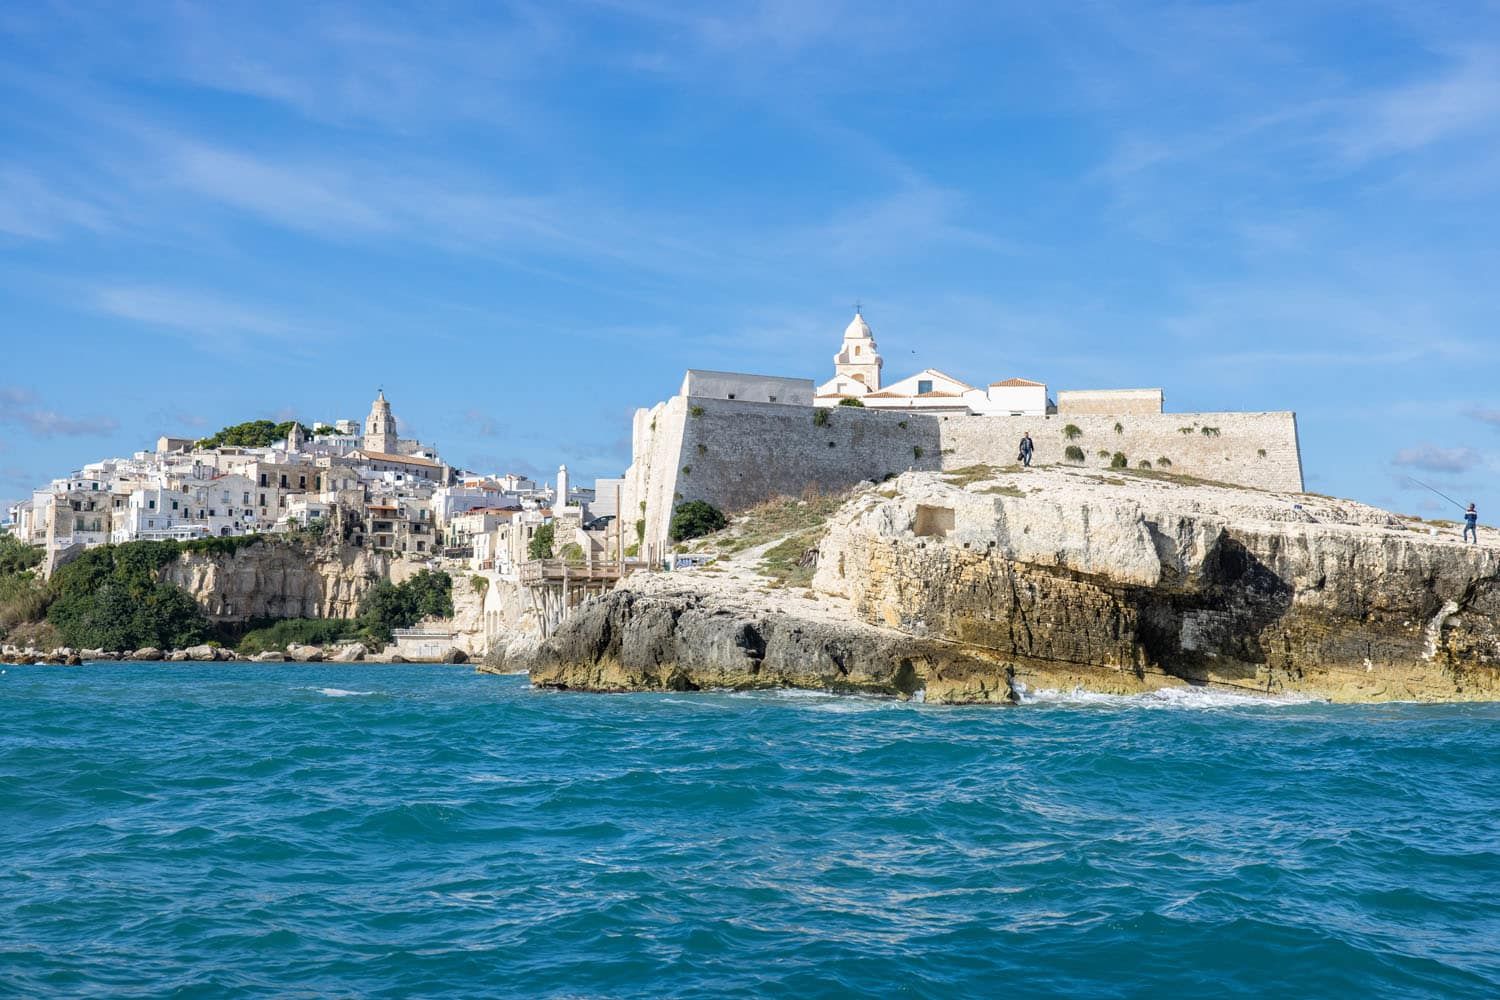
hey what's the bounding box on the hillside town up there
[4,391,622,582]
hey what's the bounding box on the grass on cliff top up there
[1107,467,1244,490]
[705,489,850,556]
[758,530,822,589]
[943,463,1024,488]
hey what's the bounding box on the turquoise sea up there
[1,664,1497,998]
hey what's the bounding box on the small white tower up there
[363,390,397,454]
[556,464,570,508]
[833,307,882,393]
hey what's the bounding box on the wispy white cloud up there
[0,386,119,437]
[0,166,114,240]
[1337,46,1500,163]
[90,284,316,356]
[1464,405,1500,427]
[1392,444,1485,474]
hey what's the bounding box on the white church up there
[813,309,1052,416]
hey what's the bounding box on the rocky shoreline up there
[483,468,1500,704]
[0,641,469,665]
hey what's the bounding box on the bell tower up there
[833,306,882,392]
[363,390,397,454]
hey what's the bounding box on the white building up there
[814,309,1051,415]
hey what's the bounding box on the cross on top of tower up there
[852,300,862,315]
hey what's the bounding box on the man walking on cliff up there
[1464,503,1479,544]
[1018,432,1034,468]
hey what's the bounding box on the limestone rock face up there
[500,583,1020,703]
[330,643,367,662]
[512,469,1500,704]
[815,471,1500,702]
[286,643,325,663]
[130,647,163,661]
[162,540,387,623]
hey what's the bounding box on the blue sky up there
[2,1,1498,518]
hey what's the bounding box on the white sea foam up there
[314,687,376,698]
[1014,682,1314,710]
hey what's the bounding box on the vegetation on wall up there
[1157,456,1173,467]
[813,409,830,428]
[837,397,865,407]
[47,542,210,651]
[1063,424,1083,440]
[1114,422,1124,434]
[528,524,555,560]
[670,501,727,542]
[1064,445,1086,463]
[0,537,46,638]
[1200,426,1221,437]
[1110,452,1129,469]
[689,406,704,418]
[355,569,453,644]
[913,445,924,459]
[558,542,585,564]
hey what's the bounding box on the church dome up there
[844,311,874,341]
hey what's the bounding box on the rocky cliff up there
[163,538,388,621]
[492,468,1500,703]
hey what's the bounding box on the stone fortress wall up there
[624,393,1304,554]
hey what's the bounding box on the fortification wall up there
[629,397,1303,553]
[937,411,1303,492]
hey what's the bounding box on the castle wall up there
[1056,388,1164,415]
[629,396,1303,553]
[938,411,1304,492]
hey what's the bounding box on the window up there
[917,379,933,395]
[148,499,156,510]
[259,493,266,506]
[768,395,777,403]
[298,475,306,489]
[259,474,268,487]
[243,492,250,504]
[172,500,179,510]
[854,346,861,356]
[279,475,288,488]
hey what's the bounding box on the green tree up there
[670,500,727,542]
[197,419,309,449]
[0,535,43,576]
[46,542,209,650]
[528,523,555,560]
[355,569,453,643]
[836,397,865,407]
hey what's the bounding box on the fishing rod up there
[1403,475,1466,512]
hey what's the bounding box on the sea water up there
[1,664,1497,998]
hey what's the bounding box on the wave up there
[310,687,377,698]
[1014,682,1315,710]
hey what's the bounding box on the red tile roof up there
[990,377,1045,387]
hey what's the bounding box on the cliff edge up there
[488,467,1499,703]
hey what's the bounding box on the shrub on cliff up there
[0,535,43,576]
[0,537,47,638]
[47,544,209,650]
[356,569,453,644]
[670,501,727,542]
[237,618,355,655]
[528,524,555,560]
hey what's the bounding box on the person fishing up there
[1018,432,1034,468]
[1464,503,1479,544]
